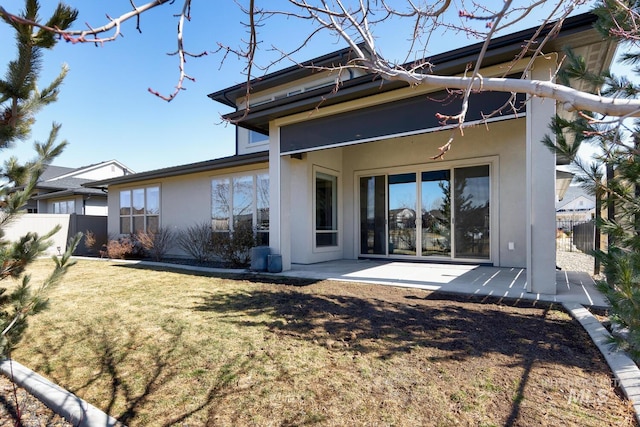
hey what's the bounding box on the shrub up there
[105,237,134,259]
[137,227,175,262]
[104,235,146,260]
[596,248,640,362]
[211,221,258,268]
[176,223,213,263]
[84,230,97,252]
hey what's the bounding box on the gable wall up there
[71,163,128,180]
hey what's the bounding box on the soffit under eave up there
[554,37,618,164]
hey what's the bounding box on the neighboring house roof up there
[31,188,105,200]
[49,160,132,180]
[38,176,98,190]
[39,165,76,181]
[556,186,595,211]
[27,160,132,201]
[85,152,270,188]
[556,170,574,201]
[33,176,106,201]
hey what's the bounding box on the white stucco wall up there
[285,117,527,267]
[84,198,108,216]
[107,162,269,257]
[288,149,344,264]
[3,214,71,256]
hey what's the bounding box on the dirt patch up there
[193,279,636,426]
[6,260,638,426]
[0,372,71,426]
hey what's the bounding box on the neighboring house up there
[556,186,596,228]
[25,160,132,216]
[86,13,615,295]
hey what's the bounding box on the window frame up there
[313,166,340,251]
[211,170,269,245]
[119,185,161,234]
[52,199,76,214]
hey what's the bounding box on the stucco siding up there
[289,149,344,264]
[84,198,108,216]
[107,162,268,257]
[335,117,528,267]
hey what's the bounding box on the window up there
[53,200,75,214]
[211,178,231,231]
[119,186,160,234]
[249,131,269,145]
[211,172,269,245]
[315,170,338,247]
[256,173,270,245]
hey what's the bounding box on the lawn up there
[6,259,636,426]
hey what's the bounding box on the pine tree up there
[0,0,80,355]
[546,0,640,361]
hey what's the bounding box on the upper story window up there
[119,186,160,234]
[249,131,269,145]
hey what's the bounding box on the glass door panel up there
[421,170,451,257]
[360,176,386,255]
[453,165,490,259]
[388,173,417,256]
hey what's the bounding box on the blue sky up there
[0,0,609,173]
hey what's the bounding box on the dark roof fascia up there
[224,76,405,133]
[32,188,106,200]
[215,13,601,129]
[208,43,368,108]
[84,152,270,188]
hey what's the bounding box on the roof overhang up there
[84,152,269,188]
[32,188,105,200]
[556,170,575,201]
[209,13,615,134]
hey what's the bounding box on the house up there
[25,160,132,215]
[86,13,615,295]
[4,160,132,256]
[556,185,596,229]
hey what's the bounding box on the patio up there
[276,259,607,308]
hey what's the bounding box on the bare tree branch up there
[1,0,638,156]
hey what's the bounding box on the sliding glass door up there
[388,173,417,256]
[359,165,490,261]
[453,165,490,259]
[421,170,451,257]
[360,176,386,255]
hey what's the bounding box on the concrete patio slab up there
[278,259,607,308]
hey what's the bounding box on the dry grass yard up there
[2,259,636,426]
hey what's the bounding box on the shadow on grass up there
[193,287,612,424]
[194,289,598,365]
[23,316,271,426]
[20,265,621,425]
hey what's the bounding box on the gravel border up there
[0,359,121,427]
